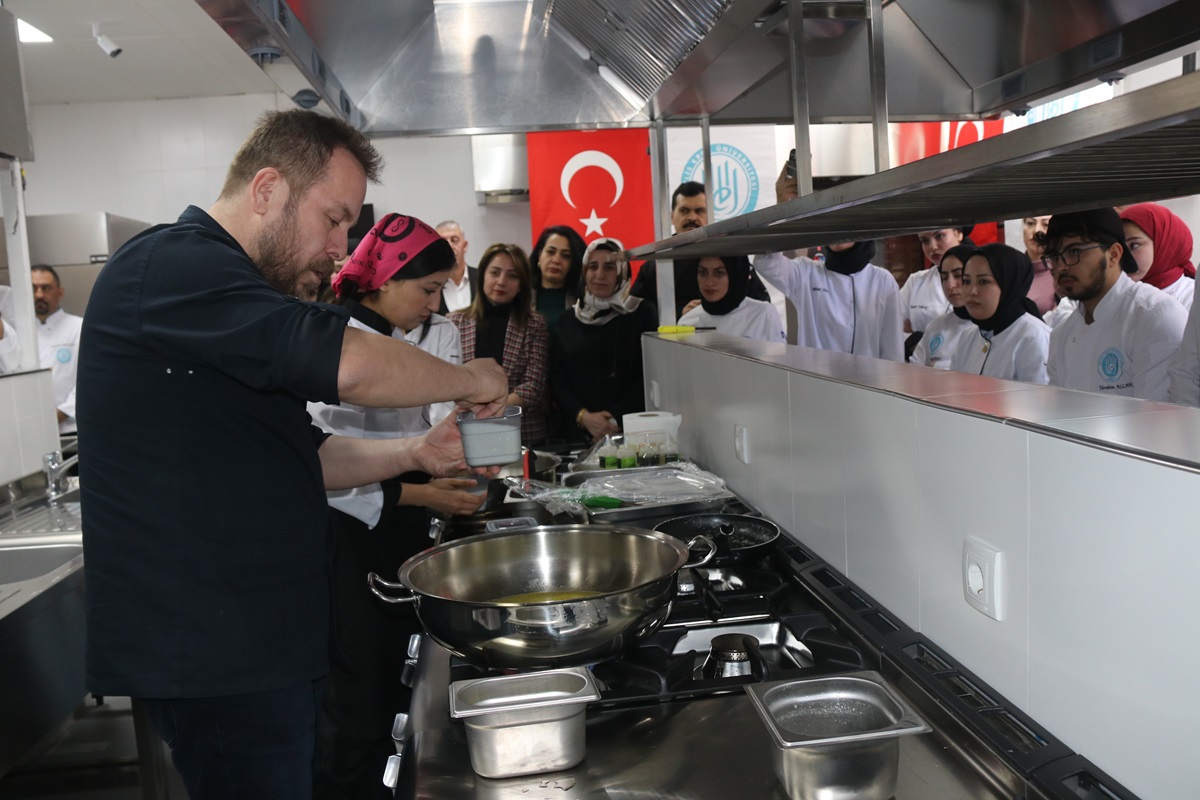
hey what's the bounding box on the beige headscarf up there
[573,238,643,326]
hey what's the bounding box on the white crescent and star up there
[558,150,625,237]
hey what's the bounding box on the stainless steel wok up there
[368,524,715,669]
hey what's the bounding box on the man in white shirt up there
[435,220,476,314]
[1043,209,1186,402]
[33,265,84,433]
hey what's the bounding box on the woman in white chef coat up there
[1120,203,1195,309]
[910,244,977,369]
[951,243,1051,384]
[678,255,785,343]
[309,213,484,800]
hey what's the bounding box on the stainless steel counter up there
[398,639,1011,800]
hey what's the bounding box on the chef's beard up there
[254,204,332,299]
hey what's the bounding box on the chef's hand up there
[458,358,508,413]
[776,163,798,204]
[581,410,620,442]
[400,479,485,517]
[415,412,502,478]
[680,298,702,316]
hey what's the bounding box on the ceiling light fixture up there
[17,19,53,43]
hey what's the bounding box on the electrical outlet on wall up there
[734,423,751,464]
[962,536,1005,621]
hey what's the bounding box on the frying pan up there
[653,513,779,564]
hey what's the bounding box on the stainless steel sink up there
[0,543,84,585]
[0,502,82,537]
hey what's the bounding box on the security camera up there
[96,33,122,58]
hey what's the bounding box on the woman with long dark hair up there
[530,225,587,328]
[450,243,550,445]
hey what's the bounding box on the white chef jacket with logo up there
[752,252,903,360]
[1047,273,1187,401]
[308,314,461,528]
[37,308,83,433]
[678,297,785,343]
[952,314,1051,385]
[899,266,951,333]
[910,311,974,370]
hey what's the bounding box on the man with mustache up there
[629,181,771,318]
[32,265,83,433]
[77,109,507,800]
[1043,208,1186,401]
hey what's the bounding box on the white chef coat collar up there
[39,308,68,326]
[1087,272,1132,324]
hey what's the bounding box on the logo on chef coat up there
[928,333,944,355]
[526,130,654,267]
[56,347,72,364]
[680,144,759,220]
[1098,347,1124,381]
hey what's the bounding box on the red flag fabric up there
[526,130,655,274]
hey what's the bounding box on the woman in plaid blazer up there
[449,243,550,445]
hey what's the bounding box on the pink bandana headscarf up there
[331,212,444,295]
[1119,203,1196,290]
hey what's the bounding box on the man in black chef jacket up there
[629,181,772,318]
[76,109,507,800]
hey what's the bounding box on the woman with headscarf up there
[307,213,485,800]
[1120,203,1195,309]
[551,238,659,443]
[950,243,1051,384]
[910,244,977,369]
[678,255,785,342]
[752,241,904,359]
[530,225,587,329]
[450,243,550,445]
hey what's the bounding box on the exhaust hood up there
[197,0,1200,135]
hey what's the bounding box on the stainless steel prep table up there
[396,637,1010,800]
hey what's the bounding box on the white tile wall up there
[915,407,1030,707]
[0,371,59,485]
[1028,436,1200,800]
[647,336,1200,800]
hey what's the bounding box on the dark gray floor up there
[0,697,143,800]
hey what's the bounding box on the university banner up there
[526,130,655,264]
[667,126,777,223]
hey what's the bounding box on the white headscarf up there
[573,238,643,326]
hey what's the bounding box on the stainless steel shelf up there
[627,70,1200,259]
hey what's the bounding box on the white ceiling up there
[5,0,278,105]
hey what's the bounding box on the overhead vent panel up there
[549,0,735,100]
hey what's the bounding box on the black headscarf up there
[698,256,751,316]
[965,243,1037,336]
[938,243,977,321]
[823,241,876,275]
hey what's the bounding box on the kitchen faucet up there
[43,450,80,503]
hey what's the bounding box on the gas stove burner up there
[696,567,747,592]
[701,633,759,679]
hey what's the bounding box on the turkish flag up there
[527,130,655,275]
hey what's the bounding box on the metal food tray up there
[561,464,734,523]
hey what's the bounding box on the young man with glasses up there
[1041,208,1187,401]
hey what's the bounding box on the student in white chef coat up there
[910,244,977,369]
[1119,203,1195,309]
[753,241,903,360]
[1043,208,1187,401]
[32,266,83,433]
[307,213,485,800]
[951,244,1050,384]
[902,229,965,330]
[678,255,785,343]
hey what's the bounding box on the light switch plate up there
[734,423,750,464]
[963,536,1005,621]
